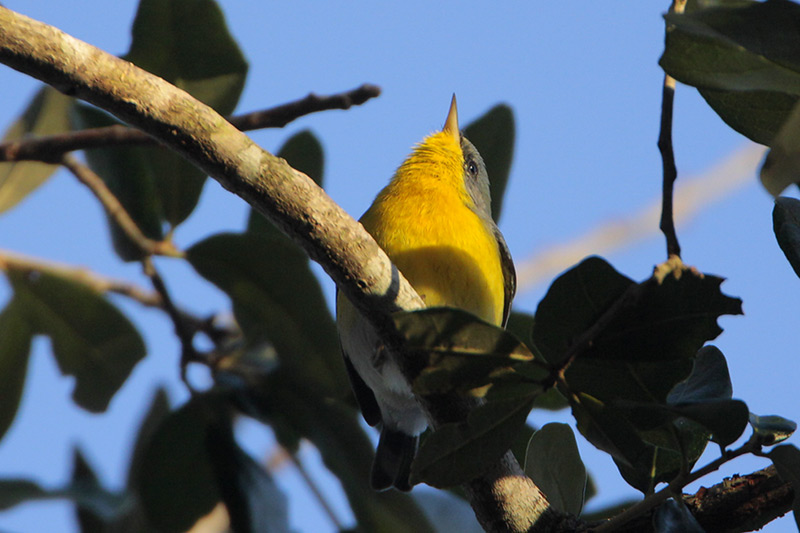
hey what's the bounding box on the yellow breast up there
[359,131,505,325]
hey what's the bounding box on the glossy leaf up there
[392,307,541,397]
[71,449,133,529]
[134,393,222,533]
[653,499,704,533]
[750,413,797,446]
[660,0,800,145]
[127,388,171,485]
[463,104,515,222]
[524,423,587,515]
[123,0,248,226]
[0,86,74,213]
[411,396,535,488]
[205,415,290,533]
[768,444,800,530]
[9,270,145,412]
[73,105,164,261]
[773,197,800,278]
[0,302,32,442]
[187,232,345,395]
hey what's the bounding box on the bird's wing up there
[494,225,517,327]
[343,354,382,427]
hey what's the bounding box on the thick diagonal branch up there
[0,7,557,532]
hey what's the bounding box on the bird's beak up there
[443,94,459,141]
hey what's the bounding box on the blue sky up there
[0,2,797,532]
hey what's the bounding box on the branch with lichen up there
[0,7,559,532]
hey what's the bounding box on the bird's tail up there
[371,428,419,491]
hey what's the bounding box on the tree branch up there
[0,7,557,531]
[0,84,381,163]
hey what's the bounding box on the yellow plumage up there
[336,96,515,491]
[359,130,504,325]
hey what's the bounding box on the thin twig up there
[0,248,163,306]
[142,257,201,390]
[0,84,381,163]
[60,153,182,258]
[658,0,687,260]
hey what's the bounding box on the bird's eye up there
[467,159,478,176]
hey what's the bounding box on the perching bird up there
[336,96,516,491]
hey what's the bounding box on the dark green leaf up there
[123,0,249,226]
[750,413,797,446]
[773,197,800,277]
[411,396,534,488]
[768,444,800,530]
[392,307,541,397]
[0,479,49,511]
[667,346,733,404]
[0,87,74,213]
[660,0,800,144]
[134,393,222,533]
[72,105,164,261]
[761,101,800,196]
[524,423,587,515]
[463,105,515,222]
[0,302,32,441]
[532,257,633,366]
[71,448,132,527]
[187,232,346,395]
[653,498,704,533]
[127,388,171,485]
[9,270,145,412]
[245,372,435,533]
[205,414,290,533]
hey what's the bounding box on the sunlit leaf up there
[411,395,535,488]
[463,104,515,222]
[524,423,587,515]
[660,0,800,145]
[9,270,145,412]
[0,302,32,441]
[750,413,797,446]
[0,87,73,213]
[773,197,800,277]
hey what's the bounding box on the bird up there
[336,95,516,491]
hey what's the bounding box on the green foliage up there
[0,87,74,213]
[773,197,800,278]
[524,423,587,515]
[1,0,799,530]
[5,270,145,413]
[661,0,800,146]
[768,444,800,529]
[653,499,705,533]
